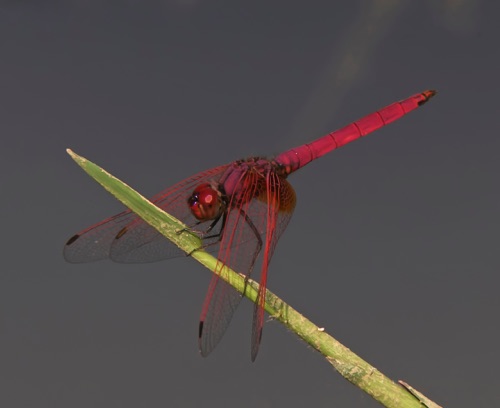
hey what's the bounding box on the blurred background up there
[1,1,499,406]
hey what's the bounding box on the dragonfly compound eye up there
[188,183,222,221]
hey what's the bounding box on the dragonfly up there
[64,90,436,361]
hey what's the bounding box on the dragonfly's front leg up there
[180,212,226,256]
[176,211,224,236]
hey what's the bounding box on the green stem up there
[66,149,441,408]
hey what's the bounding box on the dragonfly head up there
[187,183,225,221]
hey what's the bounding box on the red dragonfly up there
[64,90,436,361]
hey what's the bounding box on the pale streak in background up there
[287,0,480,144]
[287,0,409,144]
[427,0,481,34]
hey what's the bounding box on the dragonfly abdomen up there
[275,90,436,174]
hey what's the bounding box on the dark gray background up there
[1,1,498,406]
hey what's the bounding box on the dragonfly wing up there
[251,172,296,361]
[198,277,244,357]
[64,209,144,263]
[109,217,185,263]
[199,168,263,356]
[64,164,230,263]
[198,167,296,360]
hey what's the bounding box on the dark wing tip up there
[65,234,80,246]
[198,320,211,358]
[115,226,128,240]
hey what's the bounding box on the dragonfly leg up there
[183,213,226,257]
[176,217,218,238]
[175,221,202,235]
[201,213,226,240]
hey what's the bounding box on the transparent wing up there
[250,171,296,361]
[63,164,230,263]
[198,166,296,360]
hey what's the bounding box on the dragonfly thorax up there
[187,183,225,221]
